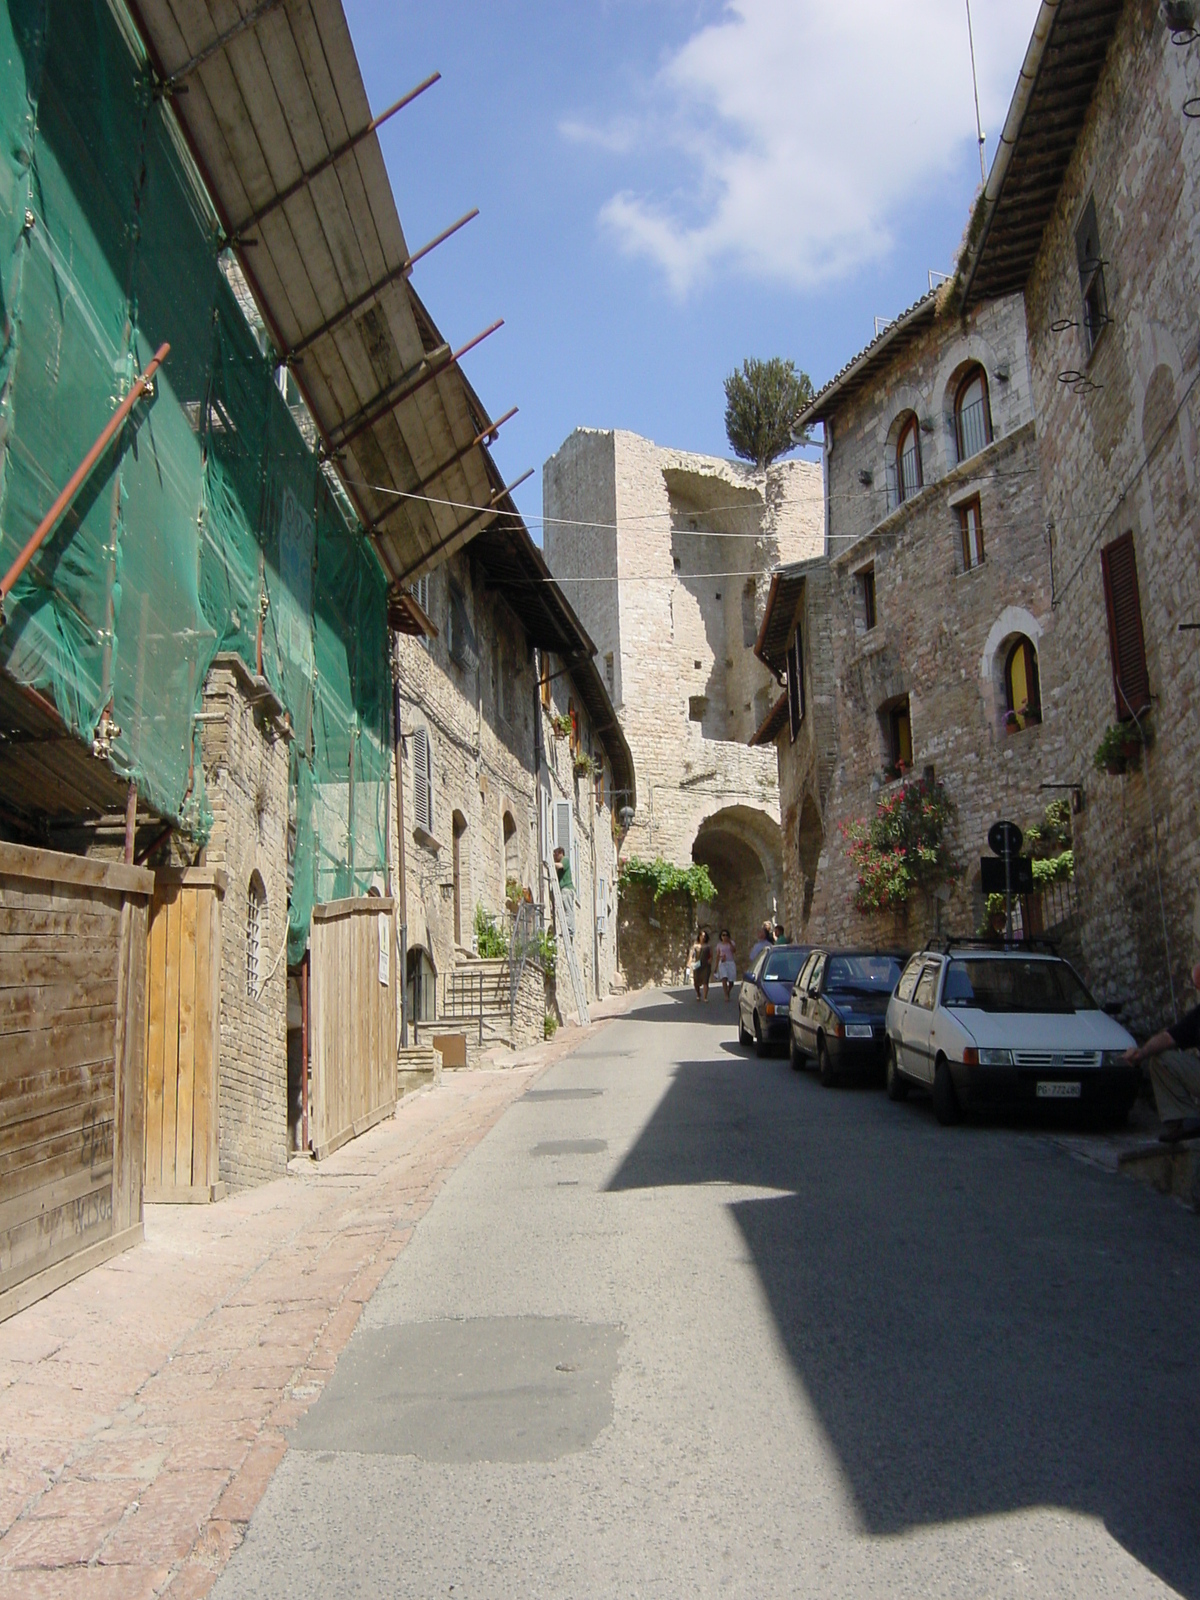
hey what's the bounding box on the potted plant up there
[1093,722,1144,776]
[573,752,595,778]
[550,712,573,739]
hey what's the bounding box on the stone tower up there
[543,428,823,974]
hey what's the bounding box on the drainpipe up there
[394,672,409,1047]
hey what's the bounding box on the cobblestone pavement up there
[0,1011,620,1600]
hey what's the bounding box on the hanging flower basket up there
[1093,722,1145,776]
[550,713,573,739]
[573,753,595,778]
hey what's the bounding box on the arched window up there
[1004,637,1042,728]
[246,873,266,998]
[896,414,922,503]
[954,365,992,462]
[503,810,518,887]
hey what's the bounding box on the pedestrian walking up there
[748,921,774,963]
[715,929,738,1001]
[690,928,712,1002]
[1123,957,1200,1142]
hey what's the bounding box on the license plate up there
[845,1024,874,1039]
[1036,1081,1081,1099]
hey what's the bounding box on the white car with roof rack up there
[884,941,1139,1126]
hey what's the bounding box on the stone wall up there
[394,546,541,1019]
[198,656,291,1190]
[545,429,823,982]
[770,296,1071,955]
[1022,0,1200,1030]
[616,882,694,990]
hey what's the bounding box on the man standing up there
[748,922,774,964]
[1124,959,1200,1143]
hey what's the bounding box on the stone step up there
[396,1043,441,1100]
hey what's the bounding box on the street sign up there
[988,820,1024,859]
[981,855,1034,895]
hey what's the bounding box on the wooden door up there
[310,896,397,1159]
[144,868,225,1201]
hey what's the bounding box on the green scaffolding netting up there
[0,0,392,962]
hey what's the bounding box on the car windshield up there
[942,957,1097,1013]
[825,955,903,993]
[762,949,805,984]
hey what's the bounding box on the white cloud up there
[578,0,1043,295]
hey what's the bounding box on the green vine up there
[531,927,557,978]
[840,776,955,914]
[619,855,718,906]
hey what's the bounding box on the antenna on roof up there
[929,270,950,291]
[873,315,894,337]
[965,0,987,183]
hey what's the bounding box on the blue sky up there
[344,0,1043,535]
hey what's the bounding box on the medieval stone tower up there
[543,428,823,974]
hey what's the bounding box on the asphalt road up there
[214,990,1200,1599]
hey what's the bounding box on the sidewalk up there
[0,1013,618,1600]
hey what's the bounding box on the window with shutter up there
[1100,533,1150,718]
[555,799,573,859]
[787,626,804,742]
[412,728,433,834]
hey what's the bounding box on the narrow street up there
[214,992,1200,1600]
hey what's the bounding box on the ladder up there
[547,866,590,1026]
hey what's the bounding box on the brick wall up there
[1022,0,1200,1029]
[198,656,290,1190]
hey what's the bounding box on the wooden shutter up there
[413,729,431,833]
[1100,533,1150,718]
[787,627,804,742]
[555,799,573,859]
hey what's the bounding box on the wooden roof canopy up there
[125,0,520,618]
[958,0,1126,306]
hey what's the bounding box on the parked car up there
[884,943,1139,1125]
[738,944,811,1056]
[789,949,906,1084]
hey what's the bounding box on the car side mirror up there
[743,972,753,983]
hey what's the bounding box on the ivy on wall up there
[619,856,718,906]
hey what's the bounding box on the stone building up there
[394,513,633,1042]
[544,428,822,979]
[956,0,1200,1031]
[753,289,1072,949]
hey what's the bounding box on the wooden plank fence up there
[310,897,396,1160]
[144,868,225,1202]
[0,844,152,1323]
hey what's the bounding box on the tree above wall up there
[724,357,815,470]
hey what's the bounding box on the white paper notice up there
[378,915,390,986]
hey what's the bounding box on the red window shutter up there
[1100,533,1151,718]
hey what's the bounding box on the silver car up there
[884,945,1139,1125]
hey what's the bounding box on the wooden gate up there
[144,868,225,1202]
[0,845,151,1323]
[310,896,397,1159]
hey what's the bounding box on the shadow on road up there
[605,1036,1200,1597]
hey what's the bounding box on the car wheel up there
[754,1014,768,1058]
[886,1042,909,1102]
[933,1054,961,1125]
[790,1032,805,1072]
[737,1012,750,1046]
[817,1035,837,1087]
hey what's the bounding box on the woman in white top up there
[715,929,738,1000]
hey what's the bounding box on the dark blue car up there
[738,945,811,1056]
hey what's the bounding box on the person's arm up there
[1125,1027,1181,1065]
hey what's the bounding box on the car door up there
[798,953,826,1053]
[741,951,765,1033]
[889,955,923,1065]
[791,951,818,1045]
[902,960,942,1084]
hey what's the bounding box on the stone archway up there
[691,805,783,965]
